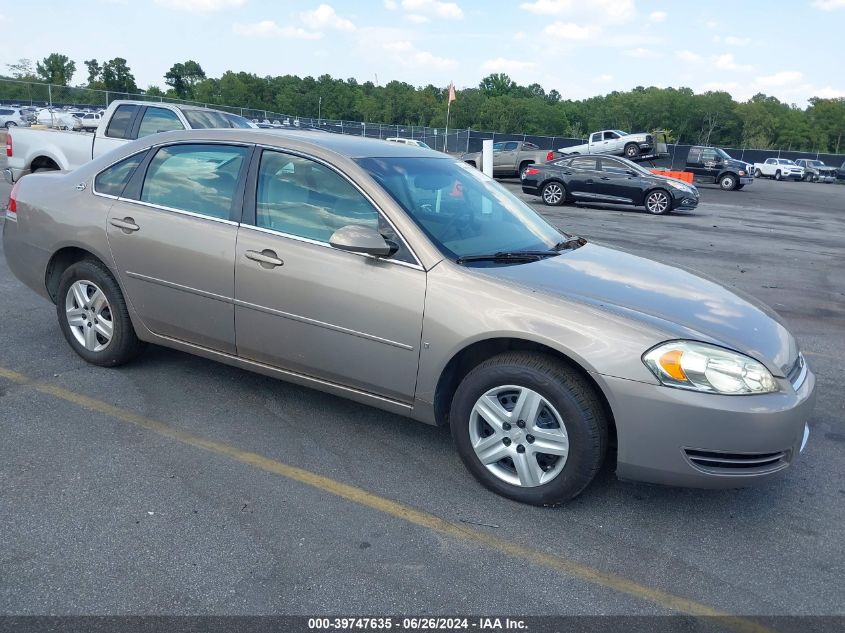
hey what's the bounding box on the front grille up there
[684,448,789,474]
[786,353,807,390]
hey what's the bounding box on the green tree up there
[84,59,102,85]
[101,58,137,94]
[479,73,516,98]
[36,53,76,86]
[164,60,206,99]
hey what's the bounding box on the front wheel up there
[775,170,782,181]
[754,168,762,178]
[450,352,608,505]
[541,181,566,206]
[624,143,639,158]
[645,189,671,214]
[719,174,737,190]
[56,260,145,367]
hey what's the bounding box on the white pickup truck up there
[3,100,253,183]
[752,158,805,181]
[559,129,655,159]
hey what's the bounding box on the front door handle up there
[245,249,284,268]
[600,176,611,180]
[109,217,139,233]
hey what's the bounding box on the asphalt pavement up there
[1,152,843,621]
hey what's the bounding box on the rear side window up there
[94,153,146,197]
[105,105,139,139]
[687,148,701,162]
[570,157,598,170]
[140,144,249,220]
[138,107,184,138]
[591,133,602,143]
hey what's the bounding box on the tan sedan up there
[3,129,814,505]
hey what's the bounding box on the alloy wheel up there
[469,385,569,487]
[542,182,563,205]
[65,279,114,352]
[646,191,669,214]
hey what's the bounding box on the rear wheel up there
[56,260,145,367]
[541,181,565,206]
[5,121,17,128]
[450,352,608,506]
[624,143,639,158]
[645,189,671,214]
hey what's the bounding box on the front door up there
[595,157,641,204]
[106,142,252,353]
[493,141,519,175]
[234,149,426,402]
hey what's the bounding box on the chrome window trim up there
[113,198,240,226]
[254,144,424,269]
[238,223,424,271]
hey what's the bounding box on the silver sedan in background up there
[2,129,815,505]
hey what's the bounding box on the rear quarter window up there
[94,152,146,197]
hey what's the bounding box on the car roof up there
[143,128,449,159]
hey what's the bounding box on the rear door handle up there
[109,217,139,232]
[245,249,284,268]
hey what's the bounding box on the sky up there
[0,0,843,106]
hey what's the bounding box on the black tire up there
[5,121,17,128]
[775,170,782,181]
[540,181,566,206]
[55,259,145,367]
[624,143,639,158]
[644,188,672,215]
[719,173,737,190]
[518,161,533,180]
[450,352,608,506]
[754,168,762,178]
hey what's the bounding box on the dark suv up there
[685,146,753,191]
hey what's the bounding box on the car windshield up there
[613,130,629,136]
[780,159,797,165]
[356,157,567,261]
[714,148,732,159]
[808,160,824,167]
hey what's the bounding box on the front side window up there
[94,152,146,197]
[140,144,249,220]
[357,157,565,262]
[700,150,718,162]
[138,107,184,138]
[603,131,619,140]
[105,104,138,139]
[503,142,519,151]
[256,151,380,243]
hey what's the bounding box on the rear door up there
[106,142,252,353]
[565,156,601,199]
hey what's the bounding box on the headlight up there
[642,341,778,395]
[665,180,692,192]
[738,170,746,176]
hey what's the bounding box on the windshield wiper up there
[456,250,559,265]
[552,235,587,251]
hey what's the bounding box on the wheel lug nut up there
[502,437,512,446]
[517,420,526,428]
[526,435,535,444]
[502,422,511,431]
[516,444,525,453]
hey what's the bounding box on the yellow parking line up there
[0,366,771,633]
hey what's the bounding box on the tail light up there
[546,151,554,161]
[7,180,20,217]
[524,168,540,176]
[5,133,11,157]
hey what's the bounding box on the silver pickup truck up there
[461,140,552,178]
[3,100,253,183]
[560,129,654,159]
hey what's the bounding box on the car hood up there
[473,243,798,376]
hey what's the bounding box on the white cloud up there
[625,47,657,58]
[481,57,536,73]
[543,21,595,40]
[705,20,718,28]
[520,0,635,22]
[702,81,739,92]
[233,21,323,39]
[649,10,668,22]
[300,4,356,31]
[713,53,753,71]
[405,13,430,23]
[401,0,463,19]
[725,35,751,46]
[594,74,613,83]
[155,0,245,11]
[813,0,845,9]
[754,71,803,87]
[407,50,458,70]
[677,50,702,62]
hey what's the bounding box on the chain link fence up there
[2,78,844,167]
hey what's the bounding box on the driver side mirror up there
[329,225,397,258]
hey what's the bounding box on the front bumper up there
[740,176,754,185]
[604,366,816,488]
[670,189,699,209]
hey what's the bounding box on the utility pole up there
[318,96,322,123]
